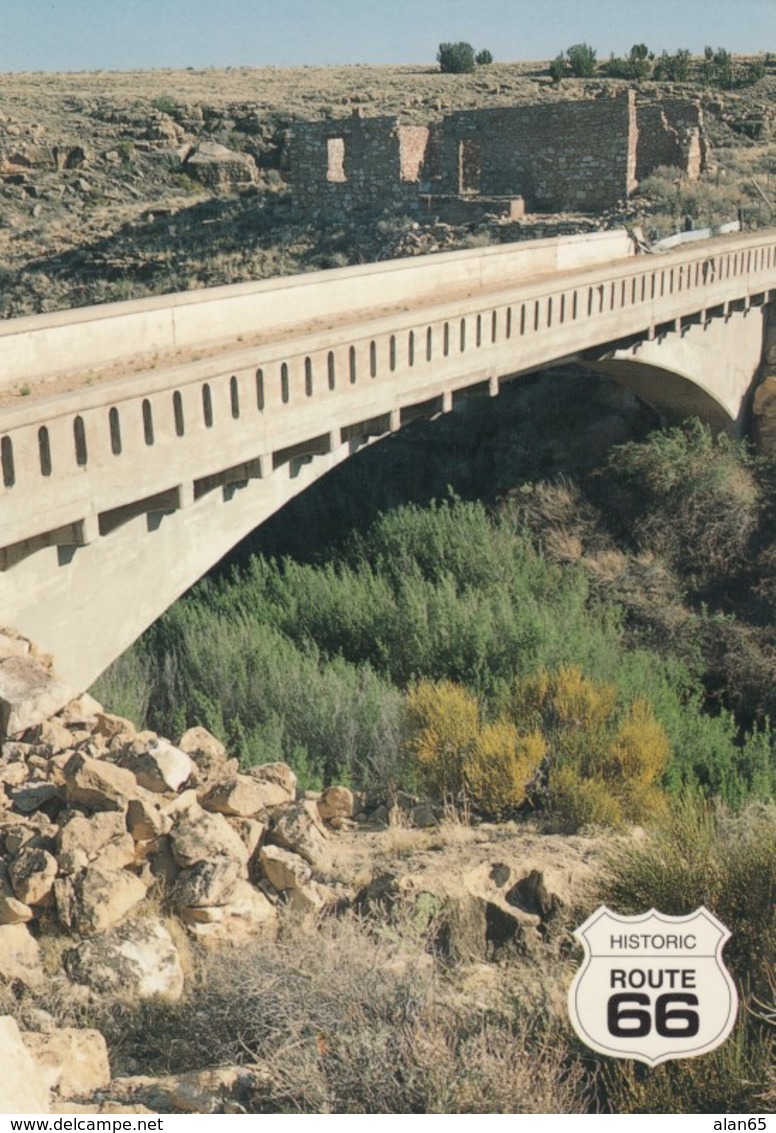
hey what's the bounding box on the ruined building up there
[290,90,709,217]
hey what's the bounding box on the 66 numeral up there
[607,993,700,1038]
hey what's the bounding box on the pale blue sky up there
[1,0,774,73]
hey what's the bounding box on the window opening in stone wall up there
[74,416,88,465]
[327,352,336,390]
[281,364,290,403]
[256,370,265,411]
[230,376,240,418]
[457,139,481,194]
[305,357,313,396]
[349,346,357,384]
[327,137,347,183]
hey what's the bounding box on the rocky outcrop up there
[0,1016,50,1112]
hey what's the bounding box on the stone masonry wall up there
[434,91,637,212]
[635,99,709,182]
[290,113,426,215]
[290,93,709,217]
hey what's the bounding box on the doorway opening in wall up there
[458,139,481,194]
[327,138,347,183]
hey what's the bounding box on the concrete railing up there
[1,229,775,561]
[0,230,634,388]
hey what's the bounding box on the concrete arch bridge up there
[1,227,774,702]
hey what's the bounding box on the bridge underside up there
[586,304,767,431]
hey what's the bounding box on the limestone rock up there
[58,694,103,727]
[126,795,171,841]
[22,1028,110,1099]
[0,1016,50,1112]
[170,808,249,869]
[185,141,258,192]
[57,810,130,862]
[268,800,329,868]
[25,717,75,754]
[109,1066,269,1114]
[63,917,184,1001]
[177,726,236,786]
[10,781,60,814]
[259,844,312,891]
[245,761,298,798]
[55,866,147,934]
[92,712,136,744]
[200,774,281,817]
[124,738,194,794]
[287,879,337,916]
[227,816,265,862]
[185,880,275,941]
[0,922,44,986]
[63,753,137,812]
[317,785,355,821]
[0,656,72,738]
[173,858,241,908]
[9,846,58,905]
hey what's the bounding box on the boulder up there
[63,917,184,1001]
[267,801,329,869]
[245,761,297,798]
[108,1066,269,1114]
[184,141,258,193]
[22,1028,110,1099]
[25,717,74,754]
[259,845,311,891]
[177,727,236,786]
[8,846,58,905]
[317,785,355,822]
[200,775,282,817]
[57,810,131,864]
[10,781,60,814]
[170,808,249,869]
[0,1016,50,1112]
[0,923,44,986]
[55,866,147,934]
[0,655,72,738]
[126,796,171,841]
[173,858,241,908]
[123,738,194,794]
[63,753,137,812]
[287,880,337,917]
[184,880,275,941]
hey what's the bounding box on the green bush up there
[598,797,775,1113]
[437,42,476,74]
[475,49,494,65]
[565,43,598,78]
[605,420,761,589]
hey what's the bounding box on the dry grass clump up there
[82,906,588,1113]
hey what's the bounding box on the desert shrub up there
[505,667,670,830]
[565,43,598,78]
[549,54,567,82]
[404,679,545,816]
[598,797,775,1112]
[605,421,761,589]
[475,49,494,65]
[653,48,692,82]
[600,797,775,988]
[605,44,652,80]
[437,42,476,75]
[89,910,588,1113]
[602,1020,773,1114]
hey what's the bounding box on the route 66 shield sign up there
[568,906,738,1065]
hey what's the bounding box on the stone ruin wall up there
[436,91,637,212]
[290,93,707,217]
[291,113,427,215]
[635,99,709,183]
